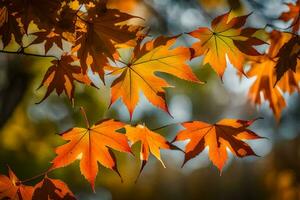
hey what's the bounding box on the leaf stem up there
[80,107,90,128]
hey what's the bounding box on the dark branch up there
[0,49,59,60]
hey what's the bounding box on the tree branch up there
[0,49,59,60]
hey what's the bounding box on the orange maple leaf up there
[73,3,142,81]
[173,118,263,171]
[108,36,202,119]
[125,124,177,174]
[38,55,95,103]
[189,11,265,78]
[279,0,300,33]
[0,167,34,200]
[108,0,139,12]
[51,118,131,191]
[247,31,300,120]
[33,176,76,200]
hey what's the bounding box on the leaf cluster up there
[0,0,300,198]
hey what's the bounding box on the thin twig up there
[0,49,59,60]
[19,168,53,184]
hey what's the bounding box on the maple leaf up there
[173,118,262,171]
[32,31,64,53]
[274,35,300,83]
[247,31,300,120]
[279,0,300,33]
[189,11,265,78]
[108,36,202,118]
[125,124,178,174]
[16,0,62,32]
[73,6,142,80]
[51,119,131,190]
[0,3,24,47]
[32,176,76,200]
[31,5,78,52]
[248,56,287,120]
[0,167,34,200]
[108,0,138,12]
[55,5,77,34]
[38,55,95,103]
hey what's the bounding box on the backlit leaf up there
[189,11,265,78]
[51,119,131,190]
[0,167,34,200]
[108,36,202,119]
[173,118,262,171]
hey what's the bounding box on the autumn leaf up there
[55,5,77,34]
[0,167,34,200]
[32,31,64,53]
[189,11,265,78]
[125,124,177,174]
[248,56,287,120]
[31,5,77,52]
[108,0,139,13]
[0,1,76,47]
[274,35,300,83]
[16,0,62,31]
[108,36,202,119]
[0,3,24,47]
[247,31,300,120]
[38,55,95,103]
[279,0,300,33]
[0,6,6,27]
[173,118,262,171]
[32,176,76,200]
[73,3,142,80]
[51,118,131,191]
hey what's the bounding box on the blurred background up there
[1,0,300,199]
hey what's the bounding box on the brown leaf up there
[16,0,62,31]
[32,177,76,200]
[274,35,300,84]
[32,31,64,53]
[73,7,142,81]
[0,3,24,47]
[38,55,94,103]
